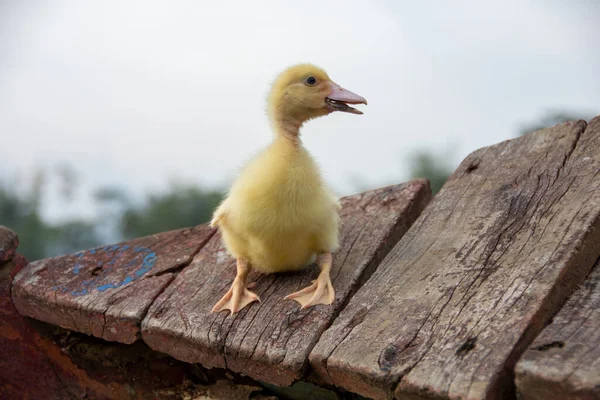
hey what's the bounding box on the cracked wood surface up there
[309,117,600,400]
[12,225,215,344]
[141,181,431,386]
[515,256,600,400]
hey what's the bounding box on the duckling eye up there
[305,76,317,86]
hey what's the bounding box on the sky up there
[1,0,599,223]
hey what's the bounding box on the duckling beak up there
[325,82,367,115]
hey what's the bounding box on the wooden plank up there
[12,225,215,344]
[141,181,431,386]
[309,117,600,399]
[515,256,600,400]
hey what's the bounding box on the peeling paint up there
[52,245,158,297]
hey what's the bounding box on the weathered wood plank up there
[141,181,431,386]
[515,256,600,400]
[309,117,600,399]
[12,225,215,344]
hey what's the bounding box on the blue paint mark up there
[96,283,113,292]
[96,275,135,292]
[102,245,120,253]
[72,262,83,275]
[54,244,159,297]
[71,288,88,296]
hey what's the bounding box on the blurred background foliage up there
[0,111,594,261]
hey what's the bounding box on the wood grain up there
[309,117,600,399]
[515,256,600,400]
[141,181,431,386]
[12,225,215,344]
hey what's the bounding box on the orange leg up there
[212,258,260,314]
[285,253,335,309]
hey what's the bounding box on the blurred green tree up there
[0,167,101,260]
[407,149,454,195]
[117,183,223,239]
[1,170,50,260]
[46,221,102,257]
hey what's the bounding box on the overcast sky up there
[1,1,599,222]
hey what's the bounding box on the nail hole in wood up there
[456,337,477,356]
[466,163,479,174]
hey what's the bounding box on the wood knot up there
[378,343,399,372]
[456,337,477,356]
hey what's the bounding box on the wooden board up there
[141,181,431,386]
[309,117,600,399]
[12,225,215,344]
[515,256,600,400]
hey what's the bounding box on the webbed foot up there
[212,258,260,315]
[212,280,260,314]
[285,252,335,309]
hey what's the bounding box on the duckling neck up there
[271,112,303,147]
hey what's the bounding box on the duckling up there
[210,63,366,314]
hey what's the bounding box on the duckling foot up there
[212,258,260,315]
[285,252,335,309]
[212,280,260,314]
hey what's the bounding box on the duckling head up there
[267,63,366,136]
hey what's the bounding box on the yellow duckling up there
[210,63,366,314]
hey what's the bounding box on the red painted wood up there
[0,226,18,264]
